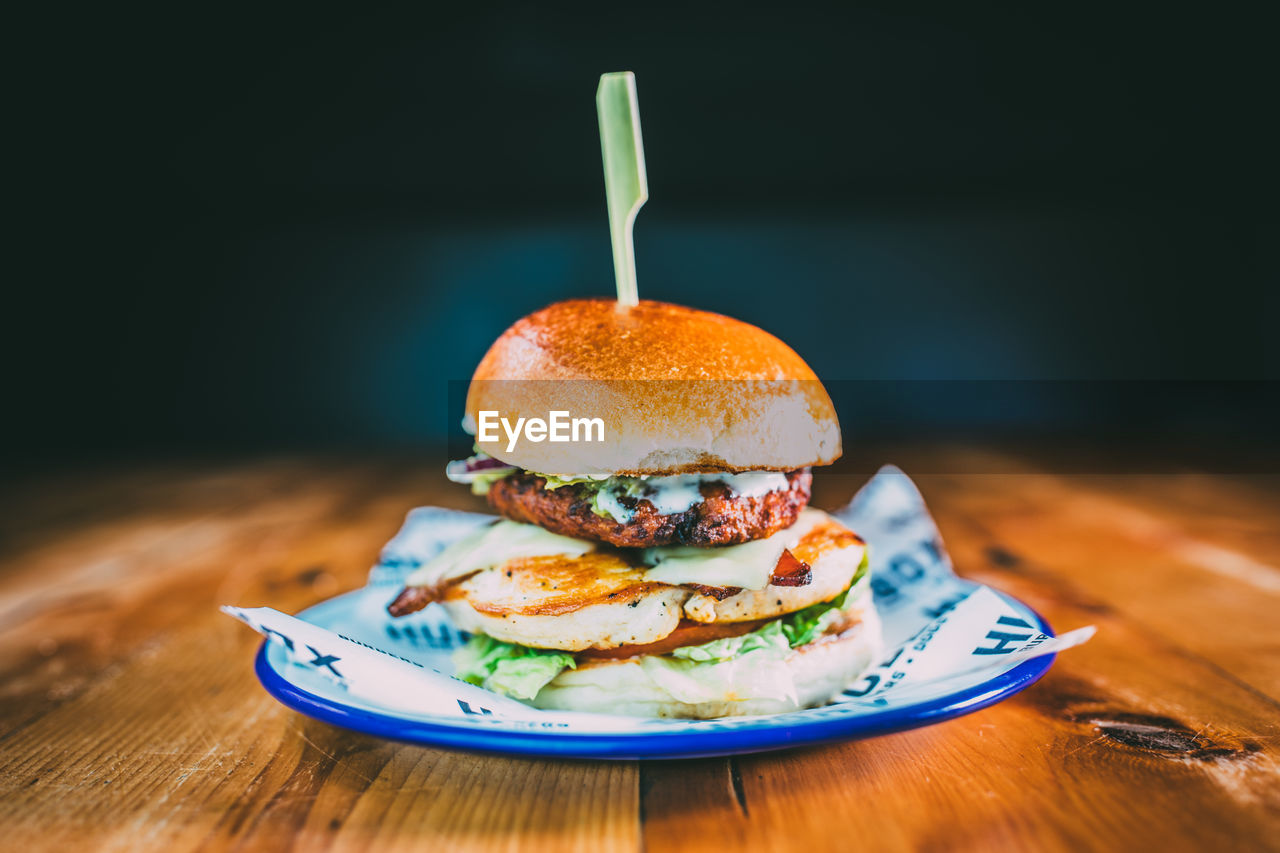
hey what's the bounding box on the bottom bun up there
[530,605,883,719]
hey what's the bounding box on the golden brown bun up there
[466,299,841,476]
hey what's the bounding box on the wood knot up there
[1083,713,1258,761]
[984,546,1022,568]
[296,566,326,584]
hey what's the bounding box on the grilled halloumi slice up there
[387,510,867,652]
[682,516,866,623]
[439,553,689,651]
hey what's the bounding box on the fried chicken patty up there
[486,468,812,548]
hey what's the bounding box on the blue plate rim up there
[254,592,1056,760]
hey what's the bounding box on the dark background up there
[9,6,1277,470]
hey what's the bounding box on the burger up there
[388,299,881,718]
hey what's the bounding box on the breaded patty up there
[486,468,812,548]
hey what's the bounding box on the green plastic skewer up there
[596,71,648,307]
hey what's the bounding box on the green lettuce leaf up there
[468,467,516,496]
[488,655,575,700]
[534,475,624,520]
[525,475,612,519]
[538,474,600,490]
[453,634,576,700]
[778,550,871,646]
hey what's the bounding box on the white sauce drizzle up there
[607,471,791,522]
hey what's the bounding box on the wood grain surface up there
[1,448,1277,852]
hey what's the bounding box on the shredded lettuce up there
[538,475,686,522]
[460,467,714,523]
[446,450,517,495]
[537,476,619,519]
[453,635,576,700]
[468,468,515,496]
[538,474,601,489]
[453,462,604,500]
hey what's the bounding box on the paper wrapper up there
[224,466,1093,729]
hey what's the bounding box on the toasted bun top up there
[474,298,823,382]
[466,299,841,476]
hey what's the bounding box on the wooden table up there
[2,447,1278,851]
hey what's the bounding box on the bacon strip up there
[387,585,438,617]
[387,570,481,617]
[681,547,815,600]
[769,549,813,587]
[683,583,742,600]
